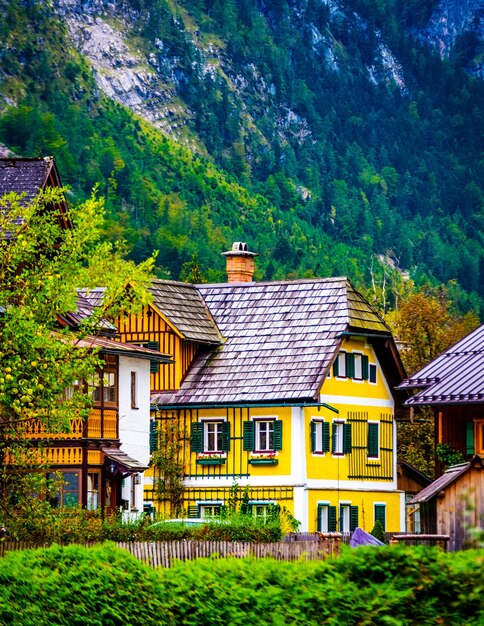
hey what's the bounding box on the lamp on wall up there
[133,473,141,485]
[107,462,116,475]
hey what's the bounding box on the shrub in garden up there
[0,543,173,626]
[0,543,481,625]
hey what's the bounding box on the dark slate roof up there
[152,277,391,405]
[149,280,223,345]
[102,448,148,472]
[0,157,56,204]
[76,334,172,363]
[58,291,117,333]
[400,324,484,405]
[409,460,479,504]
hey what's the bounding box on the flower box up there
[248,458,278,465]
[197,458,226,466]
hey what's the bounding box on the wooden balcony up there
[25,409,118,441]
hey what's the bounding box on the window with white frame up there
[317,503,337,532]
[334,352,347,377]
[255,419,274,451]
[332,421,344,454]
[204,420,224,452]
[311,419,330,454]
[339,503,358,532]
[252,503,271,519]
[354,353,363,379]
[200,503,222,518]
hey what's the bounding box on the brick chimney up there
[222,242,258,283]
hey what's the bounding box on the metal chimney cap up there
[222,242,258,257]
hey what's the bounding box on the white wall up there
[118,355,151,516]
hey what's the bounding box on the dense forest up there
[0,0,482,316]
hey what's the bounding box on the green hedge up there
[0,543,481,625]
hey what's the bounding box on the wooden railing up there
[24,409,118,440]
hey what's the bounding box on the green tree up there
[0,187,155,537]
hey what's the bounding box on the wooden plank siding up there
[348,412,394,480]
[436,462,483,551]
[116,306,199,391]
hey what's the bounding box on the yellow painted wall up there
[307,489,402,533]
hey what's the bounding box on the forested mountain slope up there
[0,0,482,314]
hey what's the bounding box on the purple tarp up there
[350,527,385,547]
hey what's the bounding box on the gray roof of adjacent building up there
[149,279,223,345]
[400,324,484,405]
[0,157,59,205]
[152,277,393,406]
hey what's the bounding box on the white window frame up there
[312,419,328,455]
[333,420,345,455]
[318,501,331,532]
[249,500,275,520]
[202,419,224,453]
[336,352,346,378]
[199,502,223,519]
[353,353,363,381]
[339,502,351,532]
[254,418,275,452]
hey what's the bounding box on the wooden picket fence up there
[0,534,342,568]
[117,535,341,568]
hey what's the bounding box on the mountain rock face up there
[54,0,196,145]
[421,0,484,76]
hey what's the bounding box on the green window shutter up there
[346,353,355,378]
[273,420,283,450]
[191,422,203,453]
[221,421,231,452]
[374,504,386,530]
[332,423,337,453]
[369,364,377,383]
[147,340,160,374]
[311,421,316,453]
[328,506,337,532]
[187,505,199,519]
[350,506,359,532]
[240,502,252,515]
[466,422,475,456]
[343,423,352,454]
[323,422,330,453]
[317,504,323,532]
[333,356,339,377]
[368,423,379,457]
[149,420,158,453]
[243,421,255,451]
[362,355,369,380]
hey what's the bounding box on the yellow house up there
[118,244,408,533]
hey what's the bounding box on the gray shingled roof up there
[409,462,472,504]
[400,324,484,405]
[0,157,56,204]
[149,280,223,345]
[153,277,391,405]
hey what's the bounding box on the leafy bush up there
[160,545,483,626]
[0,543,481,625]
[0,542,173,626]
[370,519,386,543]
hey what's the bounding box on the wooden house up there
[399,324,484,549]
[24,293,171,515]
[118,243,409,533]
